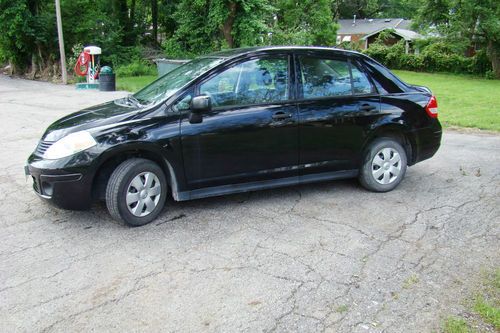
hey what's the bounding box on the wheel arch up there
[91,143,180,201]
[362,124,417,166]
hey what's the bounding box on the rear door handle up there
[272,111,292,121]
[359,104,377,112]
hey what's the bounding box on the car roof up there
[204,46,363,59]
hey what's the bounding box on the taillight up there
[425,95,438,118]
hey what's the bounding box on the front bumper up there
[26,155,94,210]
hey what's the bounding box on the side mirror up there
[190,95,212,113]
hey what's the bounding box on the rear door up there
[180,54,299,189]
[295,53,380,175]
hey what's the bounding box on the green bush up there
[485,70,496,80]
[469,49,491,74]
[103,46,143,69]
[115,60,156,77]
[363,40,493,77]
[162,39,196,60]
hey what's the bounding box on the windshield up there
[133,57,224,105]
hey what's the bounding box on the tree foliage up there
[0,1,54,72]
[271,0,338,46]
[333,0,421,20]
[163,0,339,57]
[364,39,491,75]
[415,0,500,77]
[0,0,498,78]
[0,0,151,74]
[164,0,274,57]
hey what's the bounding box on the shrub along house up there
[337,17,422,54]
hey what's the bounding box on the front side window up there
[134,57,224,106]
[199,57,289,108]
[173,93,193,112]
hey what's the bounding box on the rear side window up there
[298,56,375,99]
[299,57,352,98]
[351,64,374,94]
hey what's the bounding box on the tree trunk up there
[29,54,37,80]
[129,0,136,31]
[487,41,500,78]
[37,44,45,71]
[332,0,341,20]
[113,0,130,44]
[151,0,158,45]
[221,2,237,48]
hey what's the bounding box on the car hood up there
[41,99,154,142]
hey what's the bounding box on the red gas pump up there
[74,46,101,88]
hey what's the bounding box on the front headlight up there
[44,131,97,160]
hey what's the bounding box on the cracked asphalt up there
[0,75,499,332]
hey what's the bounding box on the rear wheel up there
[106,158,167,226]
[359,137,407,192]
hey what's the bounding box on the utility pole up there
[55,0,67,84]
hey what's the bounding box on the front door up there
[180,55,299,189]
[296,54,380,175]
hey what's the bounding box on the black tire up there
[106,158,167,226]
[359,137,407,192]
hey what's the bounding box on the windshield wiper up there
[126,95,144,107]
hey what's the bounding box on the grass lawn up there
[116,75,156,93]
[394,70,500,132]
[441,269,499,333]
[117,71,500,132]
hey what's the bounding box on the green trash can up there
[99,66,116,91]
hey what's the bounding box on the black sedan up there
[26,46,442,226]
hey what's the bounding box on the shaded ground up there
[0,75,499,332]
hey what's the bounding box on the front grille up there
[35,140,54,156]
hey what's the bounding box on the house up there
[337,18,422,53]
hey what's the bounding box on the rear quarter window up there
[360,58,409,94]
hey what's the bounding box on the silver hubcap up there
[371,148,401,185]
[126,172,161,217]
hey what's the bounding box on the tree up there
[334,0,381,19]
[151,0,158,44]
[415,0,450,26]
[158,0,177,41]
[333,0,422,20]
[0,0,58,74]
[416,0,500,77]
[272,0,338,46]
[164,0,273,56]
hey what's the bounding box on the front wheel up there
[106,158,167,226]
[359,138,407,192]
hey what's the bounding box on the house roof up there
[337,18,413,35]
[361,28,422,41]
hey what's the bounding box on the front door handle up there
[272,111,292,121]
[359,104,377,112]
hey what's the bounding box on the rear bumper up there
[410,121,442,164]
[26,155,94,210]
